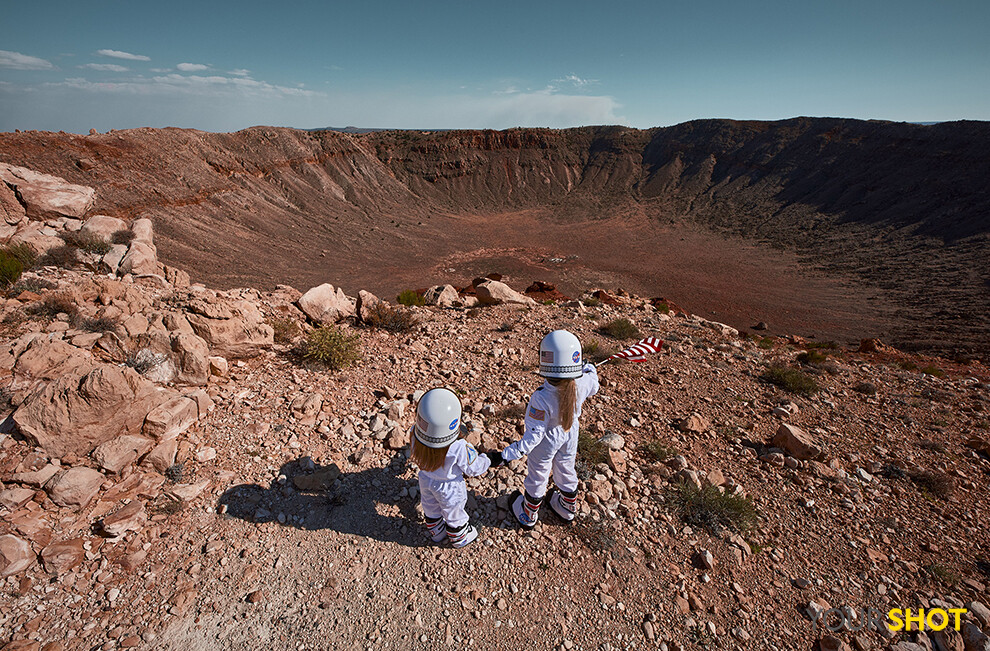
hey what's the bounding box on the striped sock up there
[523,491,543,521]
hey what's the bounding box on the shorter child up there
[409,387,491,548]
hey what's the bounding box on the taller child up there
[493,330,600,528]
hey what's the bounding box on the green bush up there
[668,482,758,534]
[581,339,614,364]
[761,365,819,396]
[302,325,362,370]
[363,302,418,333]
[582,296,601,307]
[396,290,425,306]
[577,429,609,466]
[796,350,828,365]
[920,364,945,378]
[655,301,670,314]
[2,243,37,269]
[599,318,640,340]
[640,440,677,463]
[266,316,300,344]
[0,251,24,289]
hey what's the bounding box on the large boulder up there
[474,280,536,307]
[144,396,198,441]
[170,333,210,386]
[13,364,166,458]
[0,534,35,578]
[423,285,459,307]
[118,241,159,276]
[130,217,153,244]
[186,299,273,358]
[13,338,92,381]
[0,163,95,220]
[8,221,64,255]
[297,283,355,324]
[45,467,104,508]
[79,215,126,241]
[0,178,27,225]
[772,423,822,460]
[355,290,382,323]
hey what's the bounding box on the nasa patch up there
[572,350,581,363]
[466,443,478,464]
[449,418,459,431]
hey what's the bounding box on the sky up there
[1,0,988,134]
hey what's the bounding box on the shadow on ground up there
[218,454,508,547]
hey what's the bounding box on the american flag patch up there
[540,350,554,364]
[528,406,545,421]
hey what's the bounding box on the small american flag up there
[601,337,663,364]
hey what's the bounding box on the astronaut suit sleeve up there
[501,393,548,462]
[580,363,600,400]
[454,440,492,477]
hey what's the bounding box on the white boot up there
[548,488,577,522]
[447,523,479,548]
[425,517,447,543]
[510,491,541,530]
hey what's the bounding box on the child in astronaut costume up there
[409,387,492,548]
[494,330,600,529]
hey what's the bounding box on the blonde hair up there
[409,429,450,472]
[548,378,577,430]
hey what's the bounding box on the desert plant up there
[668,482,758,534]
[267,316,300,344]
[38,244,78,268]
[797,350,828,365]
[0,250,23,289]
[898,360,919,371]
[920,364,945,378]
[761,365,819,396]
[125,350,167,375]
[571,519,617,551]
[496,322,515,332]
[582,296,601,307]
[363,302,418,332]
[806,341,839,350]
[2,243,37,269]
[302,325,362,370]
[111,229,135,245]
[78,316,117,333]
[61,230,111,255]
[9,277,57,294]
[908,470,954,500]
[396,290,425,307]
[27,293,79,320]
[640,440,677,463]
[582,339,616,364]
[924,563,959,586]
[655,301,670,314]
[577,429,609,467]
[599,318,640,340]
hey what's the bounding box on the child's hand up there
[484,450,504,467]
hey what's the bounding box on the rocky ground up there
[1,166,989,651]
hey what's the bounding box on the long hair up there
[409,429,450,472]
[548,378,577,430]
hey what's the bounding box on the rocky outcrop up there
[423,284,459,307]
[355,290,382,323]
[0,162,95,220]
[79,215,126,241]
[297,283,355,324]
[474,280,536,307]
[13,364,166,458]
[186,298,273,358]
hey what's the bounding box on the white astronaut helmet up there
[413,387,463,449]
[538,330,583,379]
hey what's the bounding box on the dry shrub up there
[302,325,361,370]
[111,229,135,245]
[761,365,819,396]
[669,482,758,534]
[599,318,640,340]
[267,316,301,344]
[363,302,417,332]
[38,245,78,268]
[61,230,111,255]
[27,293,79,320]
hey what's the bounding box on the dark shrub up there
[599,318,640,340]
[363,302,417,332]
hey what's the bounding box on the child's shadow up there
[217,454,499,547]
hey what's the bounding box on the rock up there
[705,469,726,487]
[208,356,228,377]
[290,393,323,425]
[0,163,95,219]
[143,439,179,473]
[965,437,990,458]
[0,177,27,225]
[423,285,460,308]
[961,622,990,651]
[590,480,613,502]
[607,449,627,473]
[355,290,383,323]
[98,501,147,538]
[171,333,210,386]
[92,435,155,473]
[0,534,35,577]
[474,280,537,307]
[14,364,165,458]
[247,590,265,604]
[167,479,210,502]
[186,388,214,418]
[693,550,715,569]
[100,244,129,274]
[131,218,153,243]
[13,338,92,381]
[773,423,822,460]
[186,299,274,358]
[293,464,341,491]
[144,396,198,440]
[384,427,407,450]
[40,538,86,574]
[932,628,965,651]
[678,413,711,433]
[128,348,176,384]
[599,432,625,450]
[819,636,850,651]
[118,241,159,276]
[165,265,191,288]
[79,215,126,241]
[11,463,61,487]
[45,467,104,508]
[858,338,894,354]
[297,283,355,324]
[0,488,36,511]
[969,602,990,629]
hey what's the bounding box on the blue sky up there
[1,0,988,133]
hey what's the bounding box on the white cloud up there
[51,72,320,99]
[230,69,251,77]
[177,63,210,72]
[96,49,150,62]
[80,63,129,72]
[0,50,54,70]
[548,75,598,92]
